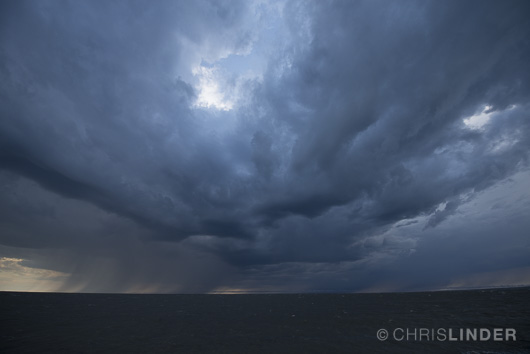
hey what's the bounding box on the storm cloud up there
[1,0,529,293]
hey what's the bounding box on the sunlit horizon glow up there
[0,257,68,292]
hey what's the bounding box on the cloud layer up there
[1,0,530,292]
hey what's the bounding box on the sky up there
[1,0,529,293]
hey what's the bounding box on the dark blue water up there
[1,287,529,353]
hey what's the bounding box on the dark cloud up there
[1,0,529,292]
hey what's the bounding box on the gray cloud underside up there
[1,0,529,292]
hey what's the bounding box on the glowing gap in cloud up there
[192,66,234,111]
[462,104,518,130]
[463,105,494,130]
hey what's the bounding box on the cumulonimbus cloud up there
[1,0,529,292]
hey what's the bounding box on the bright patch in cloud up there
[463,105,494,130]
[192,66,234,111]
